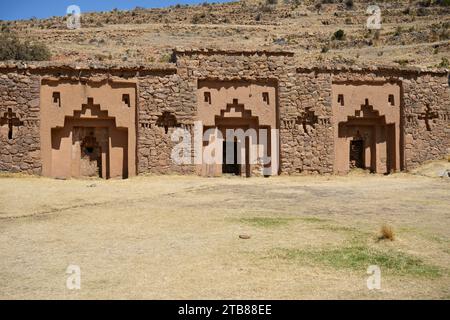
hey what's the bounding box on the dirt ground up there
[0,169,449,300]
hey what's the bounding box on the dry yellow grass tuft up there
[380,224,395,241]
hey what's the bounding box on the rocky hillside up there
[1,0,449,69]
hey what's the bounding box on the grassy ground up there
[0,172,449,299]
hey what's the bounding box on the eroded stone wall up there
[137,71,196,175]
[282,70,334,174]
[0,57,448,178]
[403,73,450,169]
[0,71,41,174]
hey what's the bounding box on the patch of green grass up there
[317,224,356,233]
[423,234,450,244]
[397,226,419,233]
[314,223,375,244]
[239,217,294,228]
[300,217,329,223]
[274,246,442,278]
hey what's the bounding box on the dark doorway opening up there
[350,139,364,169]
[222,140,240,175]
[81,134,103,178]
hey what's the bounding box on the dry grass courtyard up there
[0,166,449,299]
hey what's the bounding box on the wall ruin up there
[0,51,448,179]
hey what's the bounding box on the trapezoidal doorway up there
[332,83,402,174]
[40,80,137,179]
[337,100,397,174]
[212,99,258,178]
[49,98,129,179]
[197,79,280,177]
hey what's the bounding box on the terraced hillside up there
[1,0,449,69]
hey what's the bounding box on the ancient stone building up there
[0,49,449,179]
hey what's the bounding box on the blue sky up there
[0,0,232,21]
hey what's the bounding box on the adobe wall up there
[40,79,137,179]
[197,79,277,128]
[197,79,279,176]
[331,81,401,174]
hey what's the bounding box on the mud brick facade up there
[0,49,449,179]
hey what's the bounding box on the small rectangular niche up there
[262,92,270,105]
[204,92,211,104]
[337,94,344,106]
[388,94,395,106]
[52,92,61,107]
[122,94,131,107]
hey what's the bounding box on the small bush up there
[437,57,449,68]
[0,30,51,61]
[260,4,274,13]
[435,0,450,6]
[191,14,202,24]
[159,53,173,63]
[417,7,429,16]
[332,29,345,40]
[315,3,322,13]
[418,0,432,7]
[373,30,380,40]
[394,59,409,66]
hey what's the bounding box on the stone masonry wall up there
[137,71,197,174]
[403,73,450,169]
[0,71,41,174]
[0,60,448,177]
[284,70,334,174]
